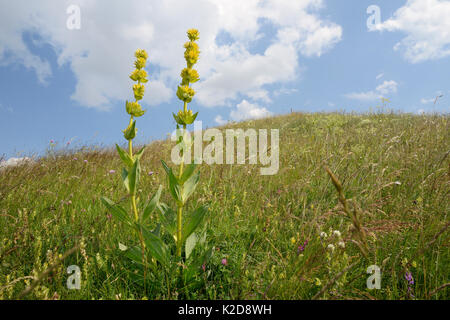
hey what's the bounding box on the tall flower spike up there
[169,29,205,259]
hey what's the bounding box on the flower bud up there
[123,121,137,140]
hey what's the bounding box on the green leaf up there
[140,224,169,267]
[116,144,134,167]
[161,160,182,204]
[182,205,208,243]
[185,232,198,260]
[158,203,177,237]
[101,197,132,226]
[122,168,130,192]
[128,158,141,195]
[134,145,146,161]
[181,171,200,204]
[179,163,197,185]
[142,185,162,222]
[123,245,143,265]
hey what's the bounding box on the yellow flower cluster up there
[180,68,199,85]
[176,85,196,103]
[126,49,149,119]
[174,29,200,125]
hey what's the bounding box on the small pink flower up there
[73,158,78,161]
[107,214,112,220]
[221,258,228,266]
[148,171,154,176]
[109,170,116,174]
[202,263,206,271]
[50,139,55,144]
[84,160,88,163]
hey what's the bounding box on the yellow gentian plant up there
[160,29,209,265]
[101,49,167,286]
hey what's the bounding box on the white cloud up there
[273,87,299,97]
[421,98,435,104]
[376,80,398,95]
[376,73,384,80]
[230,100,272,121]
[374,0,450,63]
[0,157,34,169]
[345,80,398,102]
[214,115,228,125]
[0,0,342,110]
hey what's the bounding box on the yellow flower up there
[133,84,145,101]
[130,69,149,83]
[173,109,198,125]
[187,29,200,41]
[135,49,148,60]
[184,42,200,66]
[176,85,195,103]
[126,101,145,117]
[181,68,199,85]
[314,278,322,286]
[290,237,296,245]
[134,58,146,70]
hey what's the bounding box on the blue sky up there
[1,0,449,159]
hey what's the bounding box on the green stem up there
[128,115,147,289]
[176,108,188,257]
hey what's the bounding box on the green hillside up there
[1,112,449,300]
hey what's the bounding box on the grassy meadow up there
[0,112,449,300]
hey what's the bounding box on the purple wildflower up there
[221,258,228,266]
[109,170,116,174]
[405,272,414,285]
[297,239,309,254]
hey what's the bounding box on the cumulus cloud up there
[230,100,273,121]
[345,80,398,102]
[0,0,342,110]
[374,0,450,63]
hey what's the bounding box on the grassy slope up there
[0,112,449,300]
